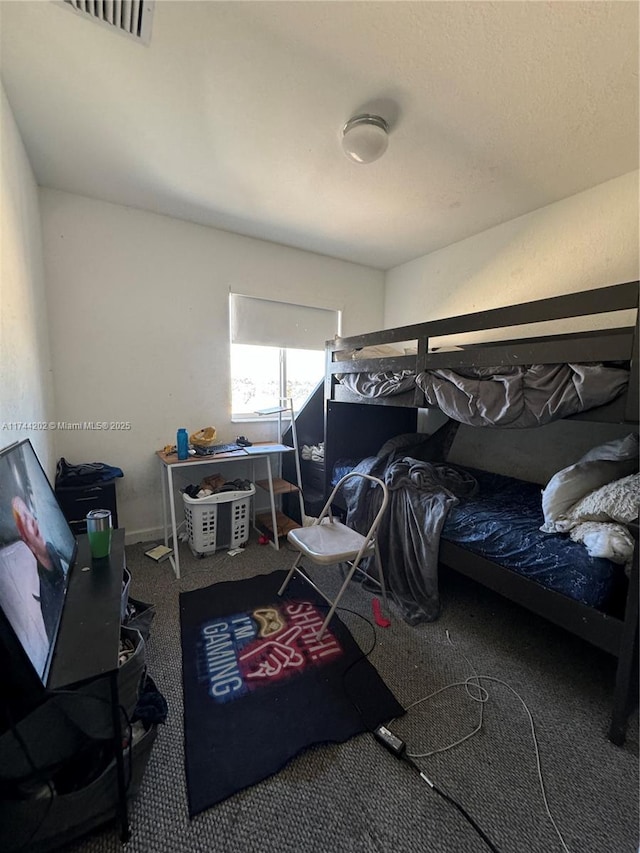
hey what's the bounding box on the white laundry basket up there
[182,485,255,555]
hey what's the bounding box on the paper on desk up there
[242,444,292,453]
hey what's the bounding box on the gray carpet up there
[68,536,638,853]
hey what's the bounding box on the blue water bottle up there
[177,428,189,460]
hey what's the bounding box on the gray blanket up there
[342,430,476,625]
[338,362,628,427]
[337,370,415,397]
[415,362,629,428]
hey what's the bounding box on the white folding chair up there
[278,472,390,639]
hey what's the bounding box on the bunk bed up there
[323,281,639,744]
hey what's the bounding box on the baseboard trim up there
[124,526,165,546]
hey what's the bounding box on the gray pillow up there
[541,434,638,533]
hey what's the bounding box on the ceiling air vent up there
[62,0,154,44]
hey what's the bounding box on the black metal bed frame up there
[323,281,639,744]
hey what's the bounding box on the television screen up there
[0,439,76,684]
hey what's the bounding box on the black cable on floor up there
[312,599,380,725]
[287,571,501,852]
[336,603,380,724]
[402,753,502,853]
[372,704,502,852]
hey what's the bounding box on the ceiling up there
[1,1,638,270]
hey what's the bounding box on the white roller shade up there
[230,294,338,350]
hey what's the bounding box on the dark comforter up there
[342,430,476,625]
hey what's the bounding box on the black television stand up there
[0,529,153,851]
[49,529,130,842]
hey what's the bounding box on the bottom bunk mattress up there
[333,460,622,613]
[442,469,621,610]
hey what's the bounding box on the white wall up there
[385,171,639,328]
[0,83,55,477]
[39,189,384,541]
[387,171,639,481]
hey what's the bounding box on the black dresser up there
[55,479,119,533]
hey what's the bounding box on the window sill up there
[231,415,279,424]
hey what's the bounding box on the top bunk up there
[325,280,639,425]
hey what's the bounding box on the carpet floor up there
[68,535,638,853]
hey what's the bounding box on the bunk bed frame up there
[323,281,639,744]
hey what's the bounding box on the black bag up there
[122,597,156,643]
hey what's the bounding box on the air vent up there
[62,0,154,43]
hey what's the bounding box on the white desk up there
[156,444,297,579]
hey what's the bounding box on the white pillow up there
[557,473,640,528]
[541,434,638,532]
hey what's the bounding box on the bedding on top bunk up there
[415,363,629,427]
[336,430,636,626]
[335,343,416,398]
[337,370,416,398]
[336,360,629,426]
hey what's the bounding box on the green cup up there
[86,509,112,559]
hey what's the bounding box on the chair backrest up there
[315,471,389,552]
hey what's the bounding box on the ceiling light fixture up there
[341,114,389,164]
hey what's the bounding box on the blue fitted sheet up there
[333,459,620,610]
[442,469,619,609]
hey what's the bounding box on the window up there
[285,347,326,414]
[230,345,325,418]
[229,295,339,419]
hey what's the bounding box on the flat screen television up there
[0,439,76,687]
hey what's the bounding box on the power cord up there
[278,576,500,853]
[305,598,502,852]
[288,561,379,720]
[373,724,502,852]
[395,630,572,853]
[310,598,379,724]
[282,570,571,852]
[403,630,487,759]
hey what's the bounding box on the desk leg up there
[266,456,280,551]
[110,673,130,843]
[161,461,168,548]
[168,465,181,579]
[250,460,256,529]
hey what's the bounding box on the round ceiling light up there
[341,114,389,164]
